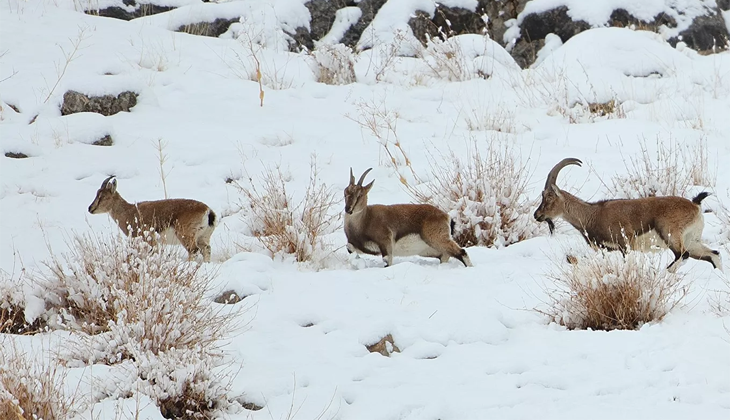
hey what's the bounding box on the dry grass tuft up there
[0,271,45,335]
[0,341,76,420]
[607,136,715,198]
[235,159,341,263]
[311,44,356,85]
[405,139,542,248]
[39,232,233,362]
[539,250,689,330]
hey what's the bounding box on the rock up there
[306,0,347,41]
[409,4,488,45]
[511,6,591,68]
[480,0,529,45]
[366,333,400,357]
[92,135,113,146]
[608,8,676,29]
[61,90,138,116]
[91,0,174,20]
[670,12,729,52]
[288,26,314,52]
[176,17,240,37]
[4,152,29,159]
[341,0,388,48]
[213,290,244,304]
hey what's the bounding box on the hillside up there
[1,0,729,419]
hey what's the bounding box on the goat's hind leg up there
[688,244,722,270]
[422,229,472,267]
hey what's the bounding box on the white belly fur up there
[160,227,181,245]
[361,234,440,257]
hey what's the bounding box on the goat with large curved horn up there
[533,157,721,272]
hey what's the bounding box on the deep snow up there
[1,0,729,419]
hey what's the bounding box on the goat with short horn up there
[534,158,722,272]
[88,176,217,262]
[344,168,472,267]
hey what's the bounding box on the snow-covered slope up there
[1,0,729,419]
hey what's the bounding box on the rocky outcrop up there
[669,11,730,52]
[92,0,175,20]
[176,17,239,37]
[61,91,138,116]
[409,4,488,45]
[340,0,388,47]
[288,0,387,51]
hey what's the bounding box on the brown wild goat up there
[88,176,217,262]
[344,168,472,267]
[534,158,722,272]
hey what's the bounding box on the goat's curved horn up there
[349,168,356,185]
[101,175,116,188]
[544,158,582,190]
[357,168,373,187]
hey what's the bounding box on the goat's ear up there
[550,184,562,198]
[363,180,374,193]
[349,168,355,185]
[106,178,117,193]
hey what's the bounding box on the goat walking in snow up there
[344,168,472,267]
[88,176,217,262]
[533,158,721,272]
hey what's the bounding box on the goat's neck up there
[560,190,597,232]
[109,194,139,234]
[344,203,368,233]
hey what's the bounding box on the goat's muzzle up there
[534,210,544,222]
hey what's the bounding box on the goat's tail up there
[208,210,217,227]
[692,192,711,205]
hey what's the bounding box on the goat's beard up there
[546,219,555,234]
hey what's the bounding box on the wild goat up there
[88,176,217,262]
[344,168,472,267]
[534,158,722,272]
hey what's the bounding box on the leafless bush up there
[235,160,341,263]
[0,341,77,420]
[311,44,356,85]
[39,232,233,362]
[420,35,472,82]
[351,98,540,248]
[607,136,715,199]
[406,140,542,248]
[539,250,689,330]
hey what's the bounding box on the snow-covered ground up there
[1,0,729,419]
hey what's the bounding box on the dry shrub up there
[0,269,45,335]
[420,35,472,82]
[464,104,516,133]
[34,231,240,419]
[406,139,541,248]
[608,136,715,199]
[0,341,76,420]
[351,98,540,248]
[39,232,233,362]
[310,44,356,85]
[235,160,341,263]
[540,251,689,330]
